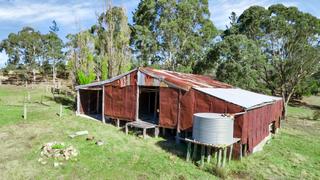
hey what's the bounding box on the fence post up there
[27,92,30,102]
[59,104,63,117]
[23,103,27,120]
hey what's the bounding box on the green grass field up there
[0,85,319,179]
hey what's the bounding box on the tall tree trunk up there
[282,87,295,120]
[52,60,56,87]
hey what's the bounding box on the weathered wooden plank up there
[207,147,212,163]
[183,138,240,148]
[217,148,222,167]
[222,147,227,167]
[229,144,233,162]
[200,145,205,168]
[192,144,198,161]
[186,142,191,162]
[143,128,146,139]
[154,127,159,138]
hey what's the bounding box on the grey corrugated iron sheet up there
[195,87,282,110]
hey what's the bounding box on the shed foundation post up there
[222,147,227,167]
[229,144,233,162]
[207,147,212,163]
[192,144,198,161]
[186,142,191,162]
[102,86,105,123]
[200,145,205,168]
[76,90,80,116]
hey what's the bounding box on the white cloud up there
[209,0,299,29]
[0,1,103,26]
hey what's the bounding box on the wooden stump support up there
[182,138,241,168]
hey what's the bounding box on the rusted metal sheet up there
[137,71,162,87]
[237,99,283,153]
[140,67,232,90]
[159,87,179,128]
[104,85,137,121]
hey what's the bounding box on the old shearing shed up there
[75,67,284,158]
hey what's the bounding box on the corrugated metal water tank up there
[192,113,234,145]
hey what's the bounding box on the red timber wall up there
[104,71,137,121]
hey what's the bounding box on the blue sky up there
[0,0,320,67]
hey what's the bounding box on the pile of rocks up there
[38,142,78,166]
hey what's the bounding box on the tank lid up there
[193,113,232,119]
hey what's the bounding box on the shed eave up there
[75,68,138,90]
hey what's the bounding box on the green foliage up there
[51,143,65,150]
[313,110,320,121]
[131,0,218,72]
[231,4,320,104]
[77,71,95,85]
[195,35,267,92]
[198,4,320,108]
[91,6,131,79]
[66,31,97,85]
[0,25,65,79]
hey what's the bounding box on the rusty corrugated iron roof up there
[76,67,232,91]
[140,67,232,90]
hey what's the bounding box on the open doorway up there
[138,86,159,124]
[79,89,103,118]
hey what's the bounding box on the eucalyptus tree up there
[0,27,43,82]
[42,21,64,85]
[131,0,218,72]
[66,31,96,85]
[91,6,131,79]
[199,4,320,117]
[194,35,267,92]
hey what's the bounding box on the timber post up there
[217,148,222,168]
[96,90,99,113]
[23,103,27,120]
[228,144,233,162]
[102,86,105,123]
[222,147,227,167]
[154,127,159,138]
[192,144,198,161]
[207,147,212,163]
[116,118,120,128]
[135,85,140,121]
[175,89,181,144]
[76,90,80,116]
[200,145,205,168]
[186,142,191,162]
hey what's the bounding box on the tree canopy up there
[131,0,218,72]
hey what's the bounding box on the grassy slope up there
[0,85,319,179]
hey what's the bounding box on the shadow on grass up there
[155,137,187,160]
[45,95,76,110]
[289,100,320,111]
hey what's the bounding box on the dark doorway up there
[80,89,103,115]
[139,86,160,124]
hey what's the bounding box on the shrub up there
[312,110,320,120]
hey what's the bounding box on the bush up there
[312,110,320,120]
